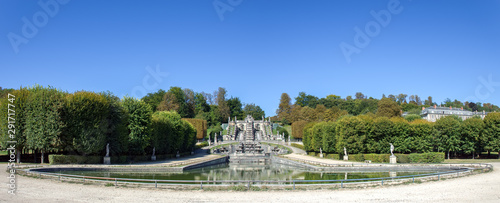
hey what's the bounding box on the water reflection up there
[57,163,445,182]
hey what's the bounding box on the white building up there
[420,105,487,122]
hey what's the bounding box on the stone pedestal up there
[176,153,180,158]
[319,153,324,158]
[390,155,397,164]
[191,151,194,155]
[103,156,111,165]
[343,155,348,161]
[151,155,156,161]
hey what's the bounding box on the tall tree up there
[434,116,462,159]
[276,93,292,124]
[227,97,244,120]
[0,87,29,162]
[62,91,109,156]
[243,103,265,119]
[194,92,210,115]
[483,112,500,159]
[460,117,483,159]
[376,98,401,118]
[396,93,408,104]
[216,87,230,123]
[295,92,318,107]
[121,97,153,155]
[355,92,365,100]
[141,89,166,112]
[157,87,193,118]
[25,85,66,163]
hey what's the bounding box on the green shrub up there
[349,154,364,162]
[325,153,341,160]
[49,155,101,164]
[409,152,444,163]
[363,154,390,163]
[395,154,410,163]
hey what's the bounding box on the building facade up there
[420,105,487,122]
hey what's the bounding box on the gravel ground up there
[1,162,499,203]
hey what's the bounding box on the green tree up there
[408,119,434,153]
[0,87,29,162]
[276,93,292,124]
[121,97,153,155]
[102,92,129,156]
[194,92,210,115]
[460,117,483,158]
[376,98,401,118]
[390,117,410,153]
[369,117,393,153]
[157,87,193,118]
[404,114,422,122]
[321,122,337,153]
[25,85,66,163]
[141,89,166,112]
[434,116,462,159]
[62,91,109,156]
[483,112,500,159]
[243,103,265,119]
[216,87,230,123]
[295,92,318,108]
[227,97,244,120]
[335,116,368,154]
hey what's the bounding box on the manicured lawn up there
[0,150,7,155]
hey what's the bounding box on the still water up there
[55,163,448,182]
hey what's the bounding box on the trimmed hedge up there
[49,154,181,164]
[408,152,444,163]
[182,118,207,139]
[49,155,101,164]
[363,154,390,163]
[312,153,444,163]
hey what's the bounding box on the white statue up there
[152,147,155,156]
[105,143,110,157]
[320,148,322,154]
[390,143,394,156]
[344,147,347,156]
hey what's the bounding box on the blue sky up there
[1,0,500,116]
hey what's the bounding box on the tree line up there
[141,87,265,131]
[297,113,500,159]
[276,92,500,125]
[0,86,196,163]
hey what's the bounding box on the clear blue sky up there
[1,0,500,116]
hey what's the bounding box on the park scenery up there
[2,1,500,202]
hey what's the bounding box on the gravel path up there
[1,162,499,203]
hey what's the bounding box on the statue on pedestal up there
[344,147,347,156]
[105,143,110,157]
[390,143,394,156]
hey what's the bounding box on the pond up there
[44,163,454,184]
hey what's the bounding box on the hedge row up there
[182,118,207,139]
[48,154,184,164]
[305,152,445,163]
